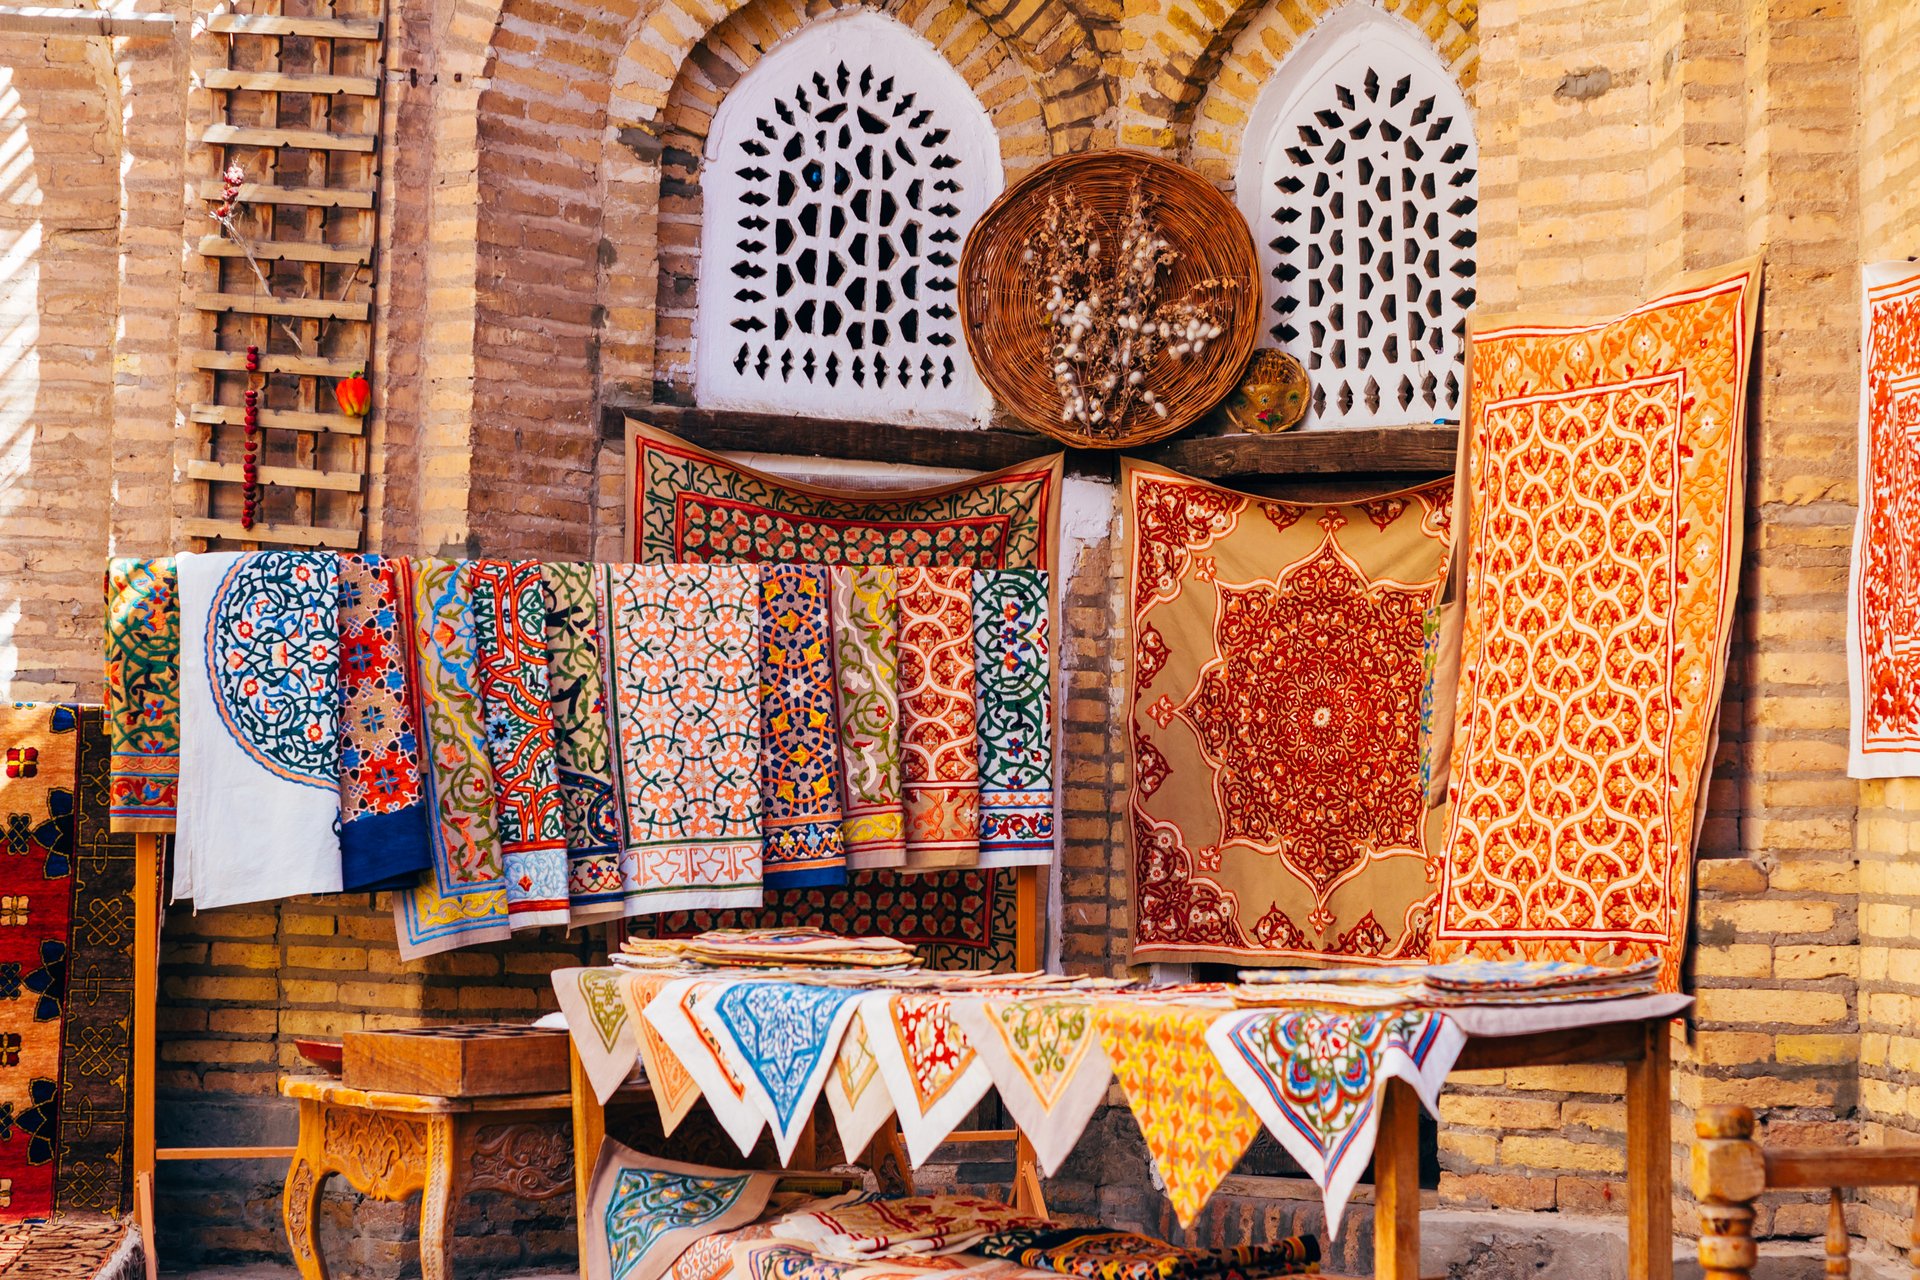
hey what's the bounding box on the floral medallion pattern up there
[1125,462,1453,966]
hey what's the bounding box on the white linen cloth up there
[176,551,344,908]
[823,1005,898,1162]
[947,995,1110,1178]
[644,978,768,1156]
[860,991,992,1168]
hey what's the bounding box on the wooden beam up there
[1138,425,1459,477]
[1456,1020,1648,1072]
[191,403,364,436]
[195,179,375,210]
[182,517,361,550]
[190,349,363,379]
[199,124,376,153]
[203,69,380,97]
[1373,1079,1423,1280]
[196,235,372,266]
[1764,1148,1920,1190]
[195,291,370,322]
[602,404,1459,480]
[0,6,173,35]
[206,12,381,38]
[156,1146,298,1161]
[1626,1020,1674,1280]
[187,459,364,493]
[603,403,1073,473]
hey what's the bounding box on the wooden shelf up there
[602,403,1064,473]
[191,349,363,379]
[1137,424,1460,478]
[181,517,361,550]
[207,12,381,38]
[191,403,364,436]
[195,291,370,322]
[196,235,372,266]
[203,69,380,97]
[601,403,1461,479]
[187,459,364,493]
[195,179,374,210]
[198,124,376,153]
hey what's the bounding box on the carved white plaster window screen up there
[696,11,1003,424]
[1238,10,1478,428]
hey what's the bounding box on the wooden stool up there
[280,1076,573,1280]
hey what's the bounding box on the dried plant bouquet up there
[1023,179,1229,437]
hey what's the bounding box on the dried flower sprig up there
[207,162,364,358]
[1022,178,1227,436]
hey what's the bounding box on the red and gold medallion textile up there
[897,568,979,871]
[1436,261,1760,990]
[1124,461,1455,967]
[1851,263,1920,777]
[624,421,1062,970]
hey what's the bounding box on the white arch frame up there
[695,9,1004,426]
[1235,5,1479,428]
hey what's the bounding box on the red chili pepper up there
[334,370,371,417]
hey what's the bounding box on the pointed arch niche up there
[693,10,1004,426]
[1235,7,1478,429]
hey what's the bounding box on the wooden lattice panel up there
[185,1,385,550]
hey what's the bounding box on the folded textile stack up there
[1418,956,1661,1006]
[773,1196,1048,1263]
[1232,957,1660,1008]
[619,927,923,971]
[973,1227,1319,1280]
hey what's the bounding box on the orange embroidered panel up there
[1124,461,1456,966]
[1850,264,1920,777]
[1436,262,1759,990]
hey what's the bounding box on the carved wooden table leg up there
[283,1096,332,1280]
[420,1115,459,1280]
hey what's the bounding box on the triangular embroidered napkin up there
[948,995,1108,1178]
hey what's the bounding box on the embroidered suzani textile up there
[599,564,763,915]
[758,566,848,887]
[1207,1006,1464,1235]
[583,1140,778,1280]
[466,559,570,928]
[336,554,431,891]
[1124,461,1455,968]
[545,563,628,922]
[972,1228,1319,1280]
[103,557,180,831]
[1851,262,1920,777]
[1438,260,1760,990]
[394,558,512,959]
[176,551,344,909]
[898,568,980,871]
[972,571,1052,869]
[831,567,905,869]
[624,420,1062,968]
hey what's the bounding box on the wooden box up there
[342,1024,571,1097]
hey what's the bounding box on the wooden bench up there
[1693,1104,1920,1278]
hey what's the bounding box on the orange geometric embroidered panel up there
[1849,263,1920,777]
[1124,460,1456,966]
[1435,261,1760,990]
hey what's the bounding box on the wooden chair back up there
[1694,1105,1920,1279]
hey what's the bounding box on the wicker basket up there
[959,150,1262,449]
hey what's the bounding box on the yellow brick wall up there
[12,0,1920,1268]
[1847,0,1920,1253]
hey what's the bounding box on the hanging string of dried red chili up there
[242,343,261,530]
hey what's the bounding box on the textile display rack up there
[554,956,1686,1280]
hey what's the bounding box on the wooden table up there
[280,1076,574,1280]
[1371,1014,1674,1280]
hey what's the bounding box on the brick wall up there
[0,34,125,701]
[11,0,1920,1270]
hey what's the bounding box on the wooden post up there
[1372,1077,1420,1280]
[1826,1188,1851,1280]
[1627,1017,1674,1280]
[1691,1106,1764,1280]
[571,1043,604,1267]
[133,832,161,1280]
